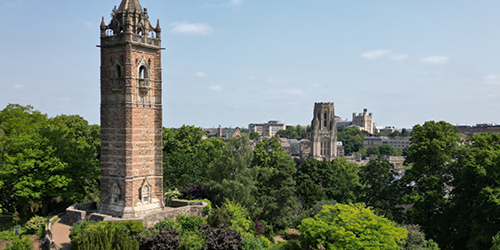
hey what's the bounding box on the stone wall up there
[67,199,207,227]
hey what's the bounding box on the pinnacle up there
[117,0,142,12]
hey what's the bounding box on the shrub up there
[5,236,33,250]
[200,224,242,250]
[180,231,205,250]
[242,233,266,250]
[137,227,181,250]
[165,189,181,206]
[177,215,206,232]
[299,203,407,249]
[285,228,301,241]
[25,215,46,234]
[70,221,140,250]
[153,217,179,231]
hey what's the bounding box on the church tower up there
[99,0,164,218]
[311,103,337,160]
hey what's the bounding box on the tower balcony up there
[137,79,150,93]
[101,33,161,48]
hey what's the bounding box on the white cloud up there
[361,50,392,60]
[169,22,214,36]
[390,54,409,61]
[418,56,450,65]
[313,83,321,87]
[209,85,223,91]
[229,0,243,6]
[484,75,500,85]
[196,72,207,77]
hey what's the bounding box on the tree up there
[163,125,225,190]
[399,121,459,245]
[295,158,361,206]
[338,126,366,155]
[401,128,410,137]
[299,203,407,249]
[366,146,380,156]
[205,136,257,209]
[252,137,297,229]
[359,156,402,221]
[449,133,500,250]
[379,144,399,156]
[249,132,259,140]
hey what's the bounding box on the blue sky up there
[1,0,500,129]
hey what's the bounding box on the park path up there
[51,218,72,250]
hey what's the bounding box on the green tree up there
[379,144,399,156]
[338,126,366,155]
[252,137,297,229]
[449,133,500,250]
[401,128,410,137]
[399,121,459,245]
[366,146,380,156]
[299,203,407,249]
[163,125,225,190]
[359,156,402,221]
[295,158,361,206]
[249,132,259,140]
[205,136,257,209]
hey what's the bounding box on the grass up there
[0,214,48,241]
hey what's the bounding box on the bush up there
[284,228,301,241]
[153,217,179,231]
[70,221,140,250]
[242,233,267,250]
[24,215,46,235]
[137,227,181,250]
[200,224,242,250]
[5,236,33,250]
[180,231,204,250]
[177,215,206,232]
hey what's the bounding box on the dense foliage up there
[299,203,407,249]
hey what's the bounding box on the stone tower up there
[99,0,164,218]
[352,108,373,135]
[311,103,337,160]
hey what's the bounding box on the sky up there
[1,0,500,129]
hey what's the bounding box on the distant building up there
[379,126,398,135]
[311,102,338,160]
[352,108,373,134]
[248,120,286,137]
[456,124,500,135]
[363,136,411,150]
[207,126,242,139]
[346,155,406,170]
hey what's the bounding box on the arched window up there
[137,28,143,36]
[141,182,151,203]
[139,66,147,79]
[106,29,114,36]
[115,65,121,78]
[149,31,156,38]
[111,181,121,204]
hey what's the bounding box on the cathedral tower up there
[99,0,164,218]
[311,103,337,160]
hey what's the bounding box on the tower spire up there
[118,0,142,12]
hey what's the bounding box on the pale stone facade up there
[352,108,373,134]
[248,120,286,137]
[311,102,337,160]
[99,0,164,218]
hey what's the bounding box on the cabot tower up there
[99,0,164,218]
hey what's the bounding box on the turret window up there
[139,66,147,79]
[137,28,143,36]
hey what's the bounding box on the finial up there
[156,19,161,30]
[100,16,106,28]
